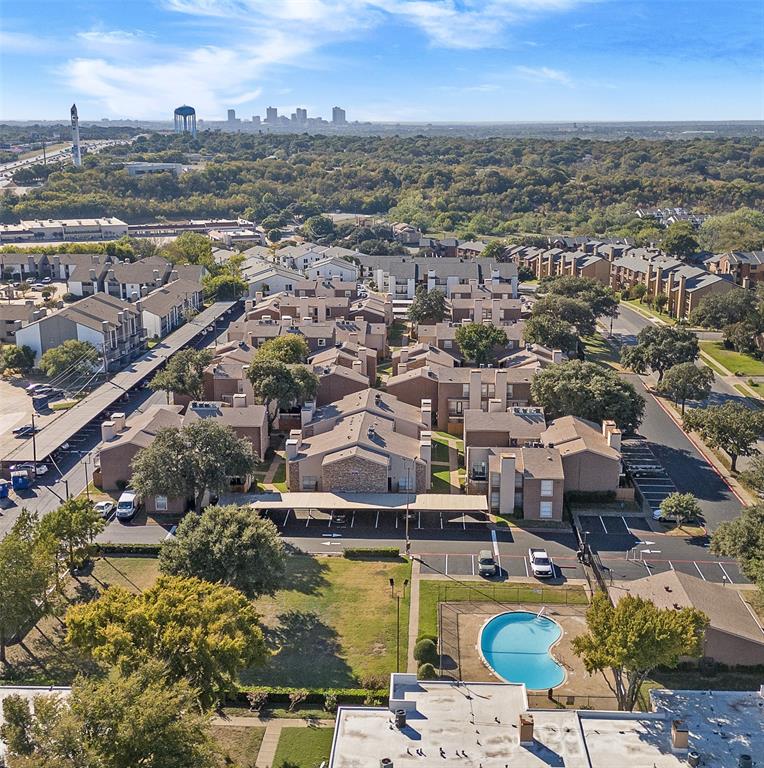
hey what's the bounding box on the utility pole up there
[31,410,37,468]
[389,578,409,672]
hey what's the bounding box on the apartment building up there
[103,256,172,300]
[447,293,523,324]
[243,263,303,297]
[385,365,534,434]
[140,279,204,339]
[535,249,611,284]
[285,389,432,493]
[291,277,359,299]
[705,251,764,286]
[246,293,352,322]
[0,301,45,344]
[0,252,50,280]
[0,217,128,244]
[275,242,328,271]
[309,341,377,386]
[416,319,524,362]
[15,292,145,370]
[391,343,457,375]
[305,256,359,283]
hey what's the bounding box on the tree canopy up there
[620,325,699,381]
[531,360,645,433]
[689,287,756,330]
[0,661,218,768]
[657,362,714,413]
[159,504,286,598]
[130,420,256,512]
[407,285,447,325]
[66,575,267,707]
[254,335,310,364]
[537,275,618,319]
[683,401,764,471]
[661,221,699,259]
[247,359,319,427]
[38,339,99,379]
[159,231,214,269]
[40,498,105,573]
[699,207,764,252]
[454,323,508,365]
[658,492,702,527]
[522,313,578,352]
[573,592,708,711]
[0,345,35,375]
[711,505,764,587]
[149,348,214,402]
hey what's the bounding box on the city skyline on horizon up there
[1,0,763,123]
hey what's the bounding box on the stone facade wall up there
[415,460,429,492]
[322,455,388,492]
[287,459,301,491]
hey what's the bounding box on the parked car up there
[12,424,39,437]
[94,501,115,519]
[477,549,498,578]
[116,490,140,522]
[9,462,49,476]
[528,548,554,578]
[25,383,48,394]
[41,277,52,284]
[331,510,348,525]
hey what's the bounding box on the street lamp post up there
[82,455,91,501]
[405,466,411,557]
[389,578,409,673]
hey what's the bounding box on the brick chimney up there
[420,398,432,428]
[519,714,534,746]
[671,720,689,753]
[469,369,481,410]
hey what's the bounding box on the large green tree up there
[620,325,699,381]
[480,240,509,262]
[658,492,702,527]
[407,286,447,325]
[254,335,310,364]
[699,207,764,252]
[40,498,105,574]
[531,360,645,433]
[0,512,52,663]
[160,231,214,268]
[1,661,218,768]
[454,322,508,365]
[247,359,319,428]
[38,339,99,379]
[0,345,35,375]
[537,275,618,319]
[532,294,596,336]
[130,420,256,512]
[710,505,764,587]
[149,348,213,403]
[661,221,699,259]
[160,505,286,598]
[572,592,708,711]
[683,401,764,471]
[522,313,578,352]
[657,362,714,413]
[689,288,756,330]
[302,215,335,242]
[66,576,267,707]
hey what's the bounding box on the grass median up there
[272,727,334,767]
[700,341,764,376]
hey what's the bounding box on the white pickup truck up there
[528,548,554,579]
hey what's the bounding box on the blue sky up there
[1,0,762,122]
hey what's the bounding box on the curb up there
[649,390,750,507]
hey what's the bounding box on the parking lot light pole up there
[405,466,411,557]
[390,578,409,673]
[82,455,91,501]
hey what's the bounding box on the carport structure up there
[242,491,489,528]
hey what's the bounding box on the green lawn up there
[91,555,160,593]
[244,555,411,688]
[271,460,287,492]
[431,439,450,464]
[430,468,453,493]
[272,727,334,768]
[581,334,621,369]
[418,581,587,638]
[212,724,265,768]
[700,342,764,376]
[625,299,675,325]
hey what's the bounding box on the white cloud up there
[514,65,573,85]
[57,0,589,117]
[0,30,49,53]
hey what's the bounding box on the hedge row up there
[97,543,162,556]
[343,547,402,560]
[231,686,386,706]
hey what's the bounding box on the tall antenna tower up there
[70,104,82,167]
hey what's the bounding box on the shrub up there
[246,690,268,712]
[417,663,438,680]
[416,634,438,645]
[62,292,78,303]
[323,691,338,713]
[343,547,402,560]
[413,638,438,666]
[288,689,308,712]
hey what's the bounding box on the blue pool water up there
[479,611,565,690]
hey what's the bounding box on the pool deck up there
[438,602,615,704]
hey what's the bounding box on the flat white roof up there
[235,491,488,513]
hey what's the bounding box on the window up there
[540,480,554,497]
[539,501,553,519]
[317,338,326,347]
[462,384,470,398]
[444,339,453,349]
[506,384,514,399]
[155,495,168,512]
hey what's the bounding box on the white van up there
[116,490,140,522]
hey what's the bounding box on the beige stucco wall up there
[560,452,621,493]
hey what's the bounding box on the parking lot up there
[620,438,678,514]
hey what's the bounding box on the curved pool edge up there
[477,609,567,691]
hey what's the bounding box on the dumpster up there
[11,470,30,491]
[0,479,9,499]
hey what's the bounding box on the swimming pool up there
[479,611,565,690]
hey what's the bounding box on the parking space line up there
[668,560,674,570]
[283,509,291,526]
[305,513,311,527]
[440,514,443,530]
[523,557,529,577]
[417,510,421,529]
[444,554,449,575]
[693,562,706,581]
[598,516,608,533]
[471,555,475,576]
[328,516,332,527]
[644,560,652,575]
[621,516,631,533]
[375,510,379,528]
[395,513,398,529]
[718,562,732,583]
[350,511,355,528]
